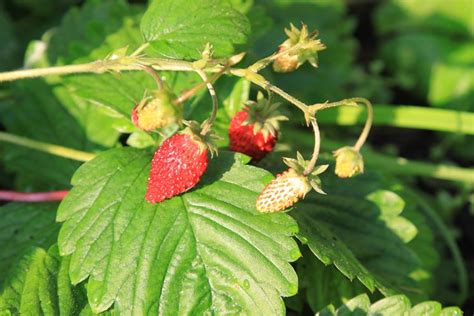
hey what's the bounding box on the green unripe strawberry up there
[131,89,182,131]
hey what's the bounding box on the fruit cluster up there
[131,24,370,213]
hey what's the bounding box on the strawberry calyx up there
[283,151,328,195]
[273,23,326,73]
[181,120,219,157]
[241,92,288,141]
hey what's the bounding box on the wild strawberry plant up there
[0,0,469,315]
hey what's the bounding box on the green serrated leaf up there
[0,246,90,315]
[45,0,201,127]
[57,149,299,314]
[292,172,429,301]
[316,293,462,316]
[0,202,59,284]
[140,0,250,59]
[369,295,411,315]
[298,251,368,313]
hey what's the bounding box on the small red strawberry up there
[229,93,287,161]
[146,121,217,203]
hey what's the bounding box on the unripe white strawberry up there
[256,168,311,213]
[256,152,328,213]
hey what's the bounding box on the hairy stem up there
[173,69,225,105]
[230,68,311,122]
[195,69,218,135]
[0,132,95,161]
[309,97,373,150]
[0,190,69,202]
[130,43,150,57]
[351,98,373,151]
[303,117,321,175]
[0,61,131,82]
[140,64,163,89]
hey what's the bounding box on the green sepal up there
[283,152,328,195]
[182,120,220,157]
[242,92,288,141]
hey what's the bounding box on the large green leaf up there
[297,249,368,313]
[46,0,203,135]
[0,202,59,283]
[316,293,462,316]
[57,149,299,314]
[45,0,151,132]
[0,246,89,315]
[140,0,250,59]
[292,171,433,301]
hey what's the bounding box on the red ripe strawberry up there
[146,123,215,203]
[229,93,287,161]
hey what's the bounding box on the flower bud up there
[333,146,364,178]
[131,89,182,131]
[273,23,326,73]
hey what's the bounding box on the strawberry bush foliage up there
[0,0,470,315]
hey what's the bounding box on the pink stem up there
[0,190,69,202]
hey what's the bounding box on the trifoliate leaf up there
[0,203,59,283]
[140,0,250,59]
[57,149,299,315]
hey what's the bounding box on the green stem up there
[195,69,218,135]
[0,58,213,83]
[303,117,321,175]
[0,131,95,161]
[130,43,150,57]
[140,64,163,90]
[230,68,311,123]
[351,98,373,151]
[0,61,134,82]
[248,41,305,72]
[173,68,225,105]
